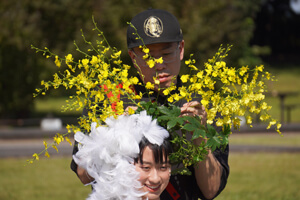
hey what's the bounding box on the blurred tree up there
[0,0,95,118]
[251,0,300,65]
[0,0,265,119]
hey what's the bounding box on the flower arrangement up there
[30,18,281,174]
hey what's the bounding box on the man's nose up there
[155,61,167,71]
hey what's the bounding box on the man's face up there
[134,146,170,200]
[129,41,184,92]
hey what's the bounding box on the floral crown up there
[30,17,281,175]
[73,111,168,200]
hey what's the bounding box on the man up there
[127,9,229,200]
[71,8,229,200]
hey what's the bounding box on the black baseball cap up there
[127,9,183,49]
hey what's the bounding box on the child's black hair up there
[134,136,172,164]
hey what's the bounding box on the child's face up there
[134,146,170,200]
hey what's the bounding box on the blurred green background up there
[1,0,299,123]
[1,0,300,200]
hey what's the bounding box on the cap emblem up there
[144,16,163,38]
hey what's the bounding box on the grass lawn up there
[229,132,300,147]
[265,66,300,123]
[0,157,90,200]
[1,152,299,200]
[216,153,300,200]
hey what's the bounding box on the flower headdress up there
[30,17,281,175]
[73,110,168,200]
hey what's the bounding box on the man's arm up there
[193,139,222,199]
[70,132,95,185]
[77,166,95,185]
[181,101,225,199]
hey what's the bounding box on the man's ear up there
[179,40,185,61]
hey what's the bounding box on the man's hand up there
[180,101,207,125]
[181,101,222,199]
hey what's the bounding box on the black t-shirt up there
[71,76,229,200]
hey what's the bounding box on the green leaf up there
[175,117,185,126]
[157,115,172,121]
[158,105,171,115]
[191,128,206,140]
[183,115,201,128]
[167,120,177,130]
[206,124,217,137]
[182,123,196,132]
[207,136,221,152]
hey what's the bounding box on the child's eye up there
[141,166,150,171]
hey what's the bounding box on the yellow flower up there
[205,64,213,75]
[145,82,154,90]
[181,75,189,83]
[179,86,187,97]
[90,55,99,65]
[32,153,39,161]
[55,56,61,68]
[54,133,64,145]
[154,78,160,85]
[65,137,72,146]
[130,77,139,85]
[142,47,149,54]
[82,59,89,66]
[143,54,149,60]
[45,151,50,158]
[239,66,249,76]
[65,54,73,64]
[201,99,209,106]
[127,107,135,115]
[163,88,170,96]
[43,141,48,149]
[146,59,155,68]
[256,65,264,72]
[185,60,191,65]
[168,96,174,102]
[216,118,223,126]
[156,57,163,64]
[246,116,252,124]
[52,145,58,152]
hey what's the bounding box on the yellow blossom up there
[145,82,154,90]
[33,153,39,161]
[201,99,209,106]
[256,65,264,72]
[127,107,135,115]
[156,57,163,64]
[146,59,155,68]
[142,47,149,54]
[45,151,50,158]
[163,88,170,96]
[181,75,189,83]
[52,145,58,152]
[82,58,89,66]
[55,56,61,68]
[65,137,72,146]
[90,55,99,65]
[154,78,160,85]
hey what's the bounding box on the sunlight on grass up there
[34,97,81,116]
[265,66,300,123]
[0,157,90,200]
[229,132,300,146]
[1,153,299,200]
[216,153,300,200]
